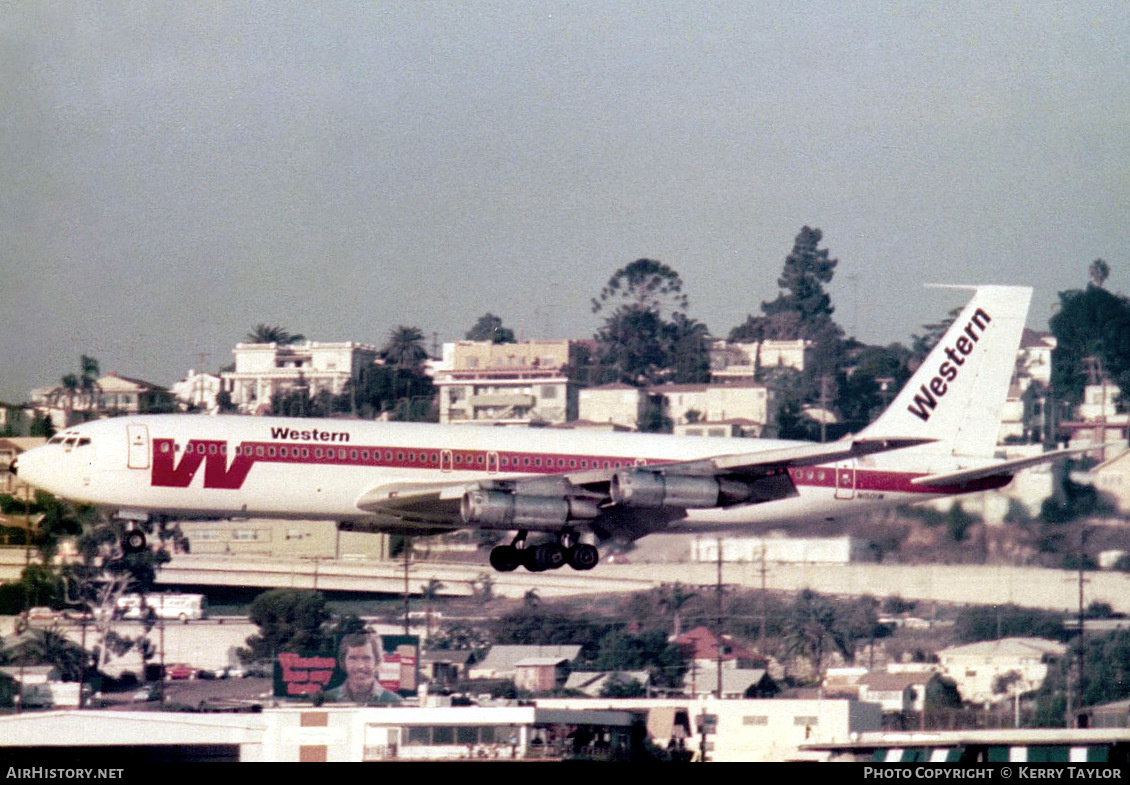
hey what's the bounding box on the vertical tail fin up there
[858,285,1032,458]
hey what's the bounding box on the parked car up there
[164,663,197,680]
[132,685,161,702]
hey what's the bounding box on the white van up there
[117,593,208,622]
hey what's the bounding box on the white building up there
[576,384,648,430]
[31,373,174,428]
[222,341,378,415]
[691,535,874,565]
[936,637,1065,707]
[433,341,584,426]
[1017,329,1056,387]
[537,697,882,762]
[171,370,223,413]
[0,705,643,763]
[709,339,809,381]
[651,381,772,436]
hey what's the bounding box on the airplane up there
[8,285,1083,574]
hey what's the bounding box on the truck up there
[116,593,208,622]
[21,682,86,709]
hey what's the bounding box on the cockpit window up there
[48,436,65,445]
[77,438,91,447]
[63,437,78,447]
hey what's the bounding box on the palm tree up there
[24,627,88,682]
[782,590,852,684]
[1089,258,1110,289]
[382,326,428,370]
[658,582,697,639]
[245,324,306,345]
[49,356,101,425]
[668,313,711,384]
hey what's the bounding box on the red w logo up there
[151,439,255,489]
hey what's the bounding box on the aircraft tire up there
[522,547,547,572]
[568,543,599,571]
[489,545,521,572]
[537,542,567,570]
[123,530,147,554]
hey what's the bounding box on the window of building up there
[232,529,264,541]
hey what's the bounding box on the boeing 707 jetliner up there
[10,285,1078,573]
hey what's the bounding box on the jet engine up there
[610,470,752,509]
[461,490,599,529]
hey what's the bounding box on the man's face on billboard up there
[343,643,377,692]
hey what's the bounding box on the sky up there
[2,2,1128,403]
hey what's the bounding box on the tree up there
[924,674,963,710]
[910,307,962,363]
[591,259,710,387]
[953,604,1067,644]
[239,589,331,663]
[49,355,101,425]
[668,313,711,384]
[599,673,647,698]
[1089,258,1110,289]
[780,590,883,681]
[1049,276,1130,409]
[591,259,688,318]
[246,324,305,345]
[382,326,429,370]
[22,627,89,682]
[466,313,516,344]
[730,227,841,343]
[657,583,697,639]
[729,228,846,427]
[835,342,914,429]
[593,306,673,385]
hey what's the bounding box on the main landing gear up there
[489,529,599,573]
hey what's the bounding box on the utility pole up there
[716,538,724,699]
[818,376,831,443]
[402,537,411,636]
[1076,526,1087,727]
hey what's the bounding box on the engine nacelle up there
[461,490,599,528]
[610,470,722,508]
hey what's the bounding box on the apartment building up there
[433,340,584,425]
[222,341,378,415]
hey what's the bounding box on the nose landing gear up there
[122,528,147,554]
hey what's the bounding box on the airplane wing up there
[355,436,931,535]
[909,443,1116,487]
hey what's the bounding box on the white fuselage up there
[16,414,1006,533]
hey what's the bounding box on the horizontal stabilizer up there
[910,443,1118,487]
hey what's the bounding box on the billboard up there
[274,632,419,704]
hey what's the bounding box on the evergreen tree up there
[1049,272,1130,409]
[465,313,516,343]
[591,259,709,387]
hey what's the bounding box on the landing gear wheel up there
[568,543,599,571]
[123,530,147,554]
[489,544,521,572]
[522,546,547,572]
[534,542,566,571]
